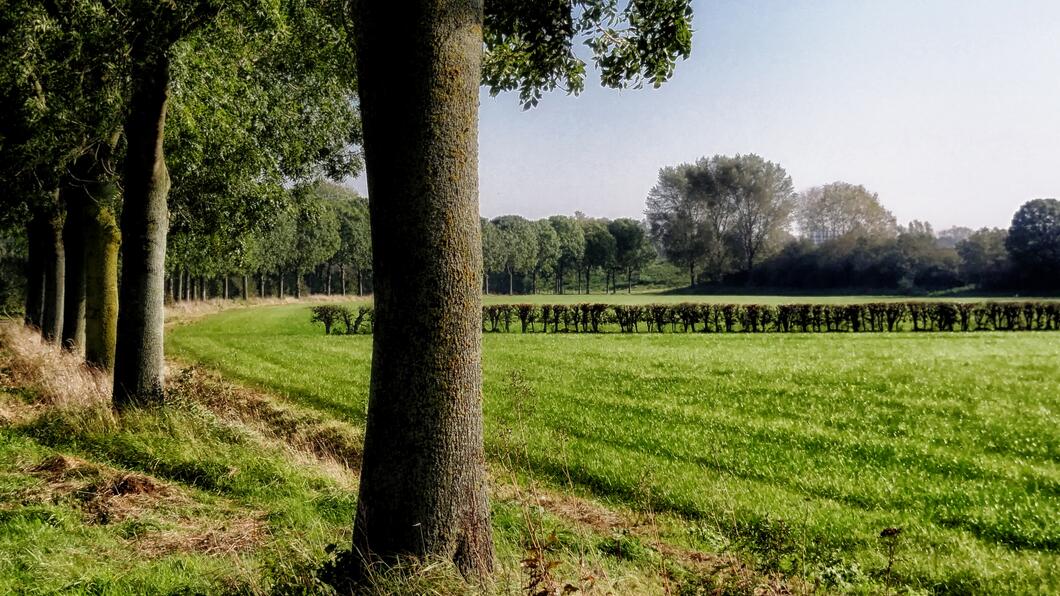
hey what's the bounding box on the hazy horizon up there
[351,0,1060,231]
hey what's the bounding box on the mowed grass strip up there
[168,303,1060,593]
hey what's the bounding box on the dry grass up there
[0,320,110,410]
[168,364,363,472]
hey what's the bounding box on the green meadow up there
[166,302,1060,593]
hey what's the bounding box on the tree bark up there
[242,274,249,300]
[24,216,47,329]
[84,199,120,371]
[341,265,347,295]
[113,50,171,407]
[351,0,493,579]
[61,190,86,352]
[40,201,65,344]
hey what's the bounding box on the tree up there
[531,219,560,294]
[957,228,1010,289]
[727,154,796,279]
[492,215,537,294]
[1006,198,1060,289]
[328,185,373,296]
[796,182,897,243]
[582,220,616,293]
[348,0,692,579]
[609,218,653,292]
[548,215,586,294]
[480,219,504,294]
[646,164,706,287]
[936,226,973,249]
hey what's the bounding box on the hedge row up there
[313,302,1060,335]
[485,302,1060,333]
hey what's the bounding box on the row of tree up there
[165,182,373,302]
[646,156,1060,291]
[481,214,654,295]
[2,2,360,393]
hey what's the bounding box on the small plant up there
[879,526,902,586]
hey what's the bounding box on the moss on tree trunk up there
[84,197,120,370]
[350,0,493,579]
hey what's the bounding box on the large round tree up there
[1006,198,1060,289]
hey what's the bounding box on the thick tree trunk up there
[351,0,493,579]
[24,217,46,329]
[242,274,249,300]
[113,52,171,407]
[61,191,86,352]
[84,199,120,371]
[41,202,65,344]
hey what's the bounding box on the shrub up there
[310,305,347,335]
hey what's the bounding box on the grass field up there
[167,302,1060,593]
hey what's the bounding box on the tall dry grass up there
[0,320,110,409]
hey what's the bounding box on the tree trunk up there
[341,265,347,296]
[279,272,284,298]
[689,260,695,288]
[24,216,47,329]
[200,276,206,301]
[113,51,171,407]
[351,0,493,579]
[628,267,633,293]
[242,274,249,300]
[40,202,65,344]
[326,262,333,295]
[84,199,120,371]
[357,269,363,296]
[294,271,301,299]
[61,191,86,352]
[508,269,513,295]
[224,276,229,300]
[259,273,265,299]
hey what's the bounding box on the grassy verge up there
[1,321,799,594]
[168,303,1060,593]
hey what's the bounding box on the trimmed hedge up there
[488,302,1060,333]
[310,305,374,335]
[313,302,1060,334]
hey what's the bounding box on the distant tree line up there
[481,214,656,295]
[165,182,373,302]
[646,155,1060,292]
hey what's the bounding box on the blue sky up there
[352,1,1060,230]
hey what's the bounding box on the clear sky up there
[351,0,1060,230]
